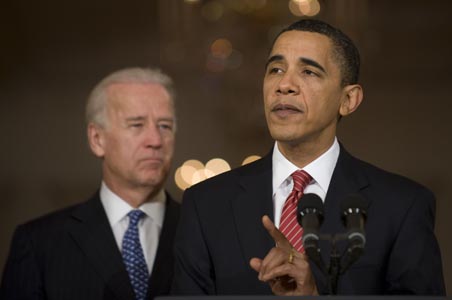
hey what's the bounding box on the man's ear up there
[87,123,106,158]
[339,84,363,117]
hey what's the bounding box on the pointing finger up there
[262,215,291,249]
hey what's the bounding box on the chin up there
[270,128,299,142]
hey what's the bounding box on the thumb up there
[249,257,262,273]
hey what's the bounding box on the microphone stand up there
[327,235,341,295]
[308,233,354,295]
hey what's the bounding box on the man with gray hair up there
[1,67,180,300]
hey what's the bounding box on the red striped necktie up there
[279,170,312,253]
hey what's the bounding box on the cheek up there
[163,137,175,155]
[308,88,341,115]
[262,78,274,97]
[108,136,139,161]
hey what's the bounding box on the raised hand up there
[249,215,318,296]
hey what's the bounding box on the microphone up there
[340,193,368,273]
[297,193,326,273]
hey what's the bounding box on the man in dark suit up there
[1,67,180,300]
[171,19,445,295]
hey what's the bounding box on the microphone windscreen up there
[340,193,367,212]
[298,193,324,214]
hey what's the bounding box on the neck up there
[277,138,335,168]
[103,180,162,208]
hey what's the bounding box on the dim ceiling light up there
[211,38,233,59]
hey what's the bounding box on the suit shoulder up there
[351,155,434,198]
[15,192,100,239]
[186,156,269,193]
[4,201,87,264]
[14,199,91,240]
[182,156,270,205]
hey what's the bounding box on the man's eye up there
[159,124,173,131]
[268,67,283,74]
[303,69,317,76]
[130,123,143,128]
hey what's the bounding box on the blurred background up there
[1,0,451,293]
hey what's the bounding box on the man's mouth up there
[140,157,163,164]
[271,103,303,116]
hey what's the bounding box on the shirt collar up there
[272,138,340,195]
[100,182,166,228]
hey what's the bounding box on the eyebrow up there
[265,55,283,70]
[265,55,327,74]
[126,116,146,122]
[126,116,175,124]
[300,57,326,74]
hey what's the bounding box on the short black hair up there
[272,19,360,86]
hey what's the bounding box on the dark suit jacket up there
[171,146,445,295]
[1,191,180,300]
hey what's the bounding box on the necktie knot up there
[291,169,312,193]
[128,209,145,227]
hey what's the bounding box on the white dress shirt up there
[272,138,340,228]
[100,182,166,274]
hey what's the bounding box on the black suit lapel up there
[323,145,371,235]
[314,145,371,294]
[231,154,275,262]
[67,194,135,300]
[148,193,180,299]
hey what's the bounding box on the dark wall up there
[1,0,451,293]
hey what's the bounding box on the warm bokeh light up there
[175,156,259,190]
[304,0,320,16]
[205,158,231,175]
[180,165,198,186]
[179,159,204,189]
[242,155,261,165]
[175,167,191,190]
[192,169,208,185]
[288,0,320,17]
[184,159,205,170]
[203,168,216,179]
[288,0,303,17]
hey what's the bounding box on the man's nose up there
[276,71,299,95]
[144,125,163,148]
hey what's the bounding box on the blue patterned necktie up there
[122,210,149,300]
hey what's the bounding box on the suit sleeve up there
[385,187,446,295]
[171,187,216,295]
[1,225,45,299]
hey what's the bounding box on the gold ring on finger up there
[288,248,295,264]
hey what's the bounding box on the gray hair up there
[85,67,176,127]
